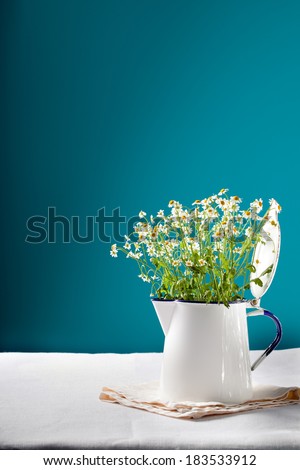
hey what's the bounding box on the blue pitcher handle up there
[246,308,282,371]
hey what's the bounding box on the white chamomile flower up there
[157,209,164,217]
[218,188,229,195]
[241,210,251,219]
[216,198,228,211]
[110,244,118,257]
[230,195,242,203]
[127,251,143,260]
[235,214,243,224]
[213,230,222,239]
[139,210,146,218]
[138,274,151,283]
[192,199,201,205]
[149,230,158,240]
[191,241,199,251]
[200,198,209,209]
[214,241,224,252]
[134,222,142,232]
[124,241,131,250]
[199,259,207,266]
[186,260,193,267]
[174,201,182,210]
[168,200,176,207]
[205,207,218,219]
[172,259,181,267]
[250,198,263,213]
[180,209,190,220]
[182,226,191,235]
[229,202,240,212]
[158,224,169,234]
[147,246,156,256]
[245,227,253,238]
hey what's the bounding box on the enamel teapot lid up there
[250,205,281,301]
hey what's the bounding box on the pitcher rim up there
[151,297,247,305]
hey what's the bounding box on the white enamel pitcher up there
[152,210,282,404]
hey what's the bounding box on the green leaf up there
[253,278,263,287]
[259,264,273,277]
[247,264,256,273]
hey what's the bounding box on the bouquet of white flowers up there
[111,189,281,306]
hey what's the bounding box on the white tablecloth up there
[0,350,299,449]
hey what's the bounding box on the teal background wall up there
[1,0,299,352]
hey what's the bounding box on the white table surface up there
[0,350,299,449]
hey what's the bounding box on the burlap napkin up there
[100,382,300,419]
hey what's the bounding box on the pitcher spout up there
[151,299,175,336]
